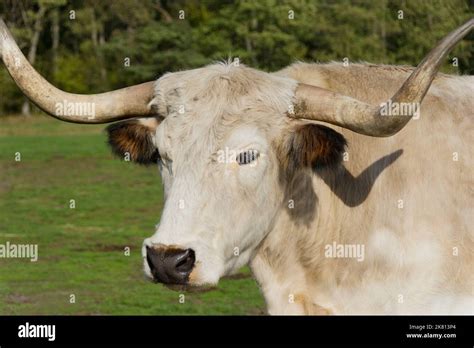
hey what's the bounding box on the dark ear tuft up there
[106,120,160,165]
[284,124,347,171]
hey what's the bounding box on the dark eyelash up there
[236,150,259,165]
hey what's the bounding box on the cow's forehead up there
[151,62,298,157]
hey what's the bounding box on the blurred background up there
[0,0,472,314]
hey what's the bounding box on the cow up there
[1,18,473,315]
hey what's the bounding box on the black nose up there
[146,246,195,284]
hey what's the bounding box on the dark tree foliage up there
[0,0,472,114]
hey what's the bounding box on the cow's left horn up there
[0,19,156,123]
[291,18,473,137]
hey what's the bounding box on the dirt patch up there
[71,243,131,252]
[5,294,31,304]
[164,283,218,293]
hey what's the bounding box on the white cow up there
[1,18,472,314]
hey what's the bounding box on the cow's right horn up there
[0,18,156,124]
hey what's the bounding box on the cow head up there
[106,64,348,285]
[1,18,471,287]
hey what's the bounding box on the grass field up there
[0,115,266,315]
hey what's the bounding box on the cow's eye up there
[236,150,259,165]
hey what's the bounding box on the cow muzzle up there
[146,245,196,285]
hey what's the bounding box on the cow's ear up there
[106,118,160,165]
[281,124,347,171]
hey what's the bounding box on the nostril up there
[175,249,195,273]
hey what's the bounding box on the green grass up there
[0,114,265,315]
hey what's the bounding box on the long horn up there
[291,18,473,137]
[0,18,156,124]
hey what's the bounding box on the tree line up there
[0,0,472,115]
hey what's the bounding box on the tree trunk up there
[246,8,258,66]
[91,9,98,47]
[98,25,107,86]
[22,5,46,116]
[155,1,173,23]
[51,8,59,81]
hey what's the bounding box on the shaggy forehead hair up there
[148,62,298,164]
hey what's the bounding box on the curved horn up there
[0,18,156,124]
[291,18,474,137]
